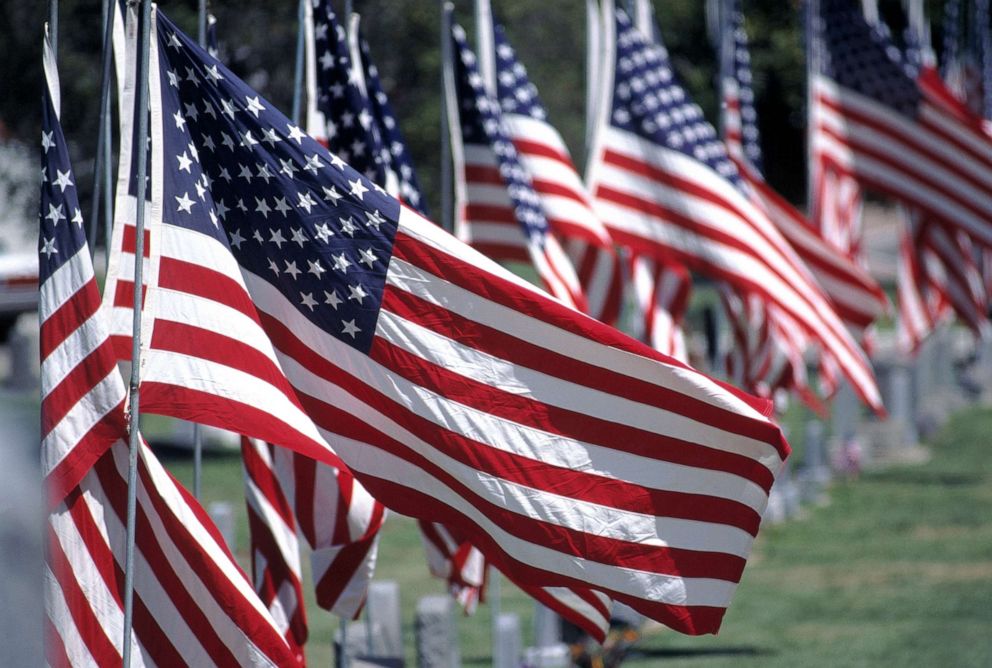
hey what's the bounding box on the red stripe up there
[391,230,786,443]
[44,401,127,508]
[40,278,101,360]
[262,312,751,580]
[378,287,775,500]
[112,280,148,309]
[463,203,518,225]
[511,137,574,169]
[158,257,262,324]
[313,536,375,616]
[121,224,152,257]
[293,455,318,548]
[41,346,121,438]
[241,439,297,532]
[524,585,607,643]
[44,615,73,668]
[463,164,504,186]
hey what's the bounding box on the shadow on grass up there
[628,645,773,660]
[865,470,984,487]
[148,441,241,461]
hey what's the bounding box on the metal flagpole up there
[292,0,306,125]
[122,1,152,665]
[89,0,115,258]
[49,0,58,60]
[440,2,454,234]
[473,0,495,93]
[585,0,601,160]
[488,566,501,668]
[191,0,209,500]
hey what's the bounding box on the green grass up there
[157,407,992,667]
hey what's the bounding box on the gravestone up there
[798,420,830,505]
[533,603,561,647]
[415,595,459,668]
[368,580,403,658]
[207,501,236,551]
[521,644,570,668]
[494,613,521,668]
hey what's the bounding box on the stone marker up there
[798,420,830,505]
[368,580,403,658]
[207,501,235,552]
[521,644,570,668]
[494,613,521,668]
[415,595,459,668]
[533,602,561,648]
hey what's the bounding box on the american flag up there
[104,5,793,636]
[417,520,487,613]
[489,21,623,324]
[103,3,387,618]
[241,437,308,663]
[587,3,882,412]
[628,254,690,362]
[40,36,298,666]
[349,19,429,217]
[305,0,386,184]
[448,22,587,312]
[810,0,992,252]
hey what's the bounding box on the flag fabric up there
[348,18,430,217]
[304,0,386,184]
[41,35,299,666]
[103,6,793,636]
[447,22,588,312]
[489,22,624,324]
[722,0,886,336]
[417,520,487,613]
[40,32,128,505]
[628,254,690,362]
[587,2,882,413]
[810,0,992,252]
[241,437,308,663]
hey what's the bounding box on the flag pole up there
[48,0,58,60]
[292,0,306,125]
[474,0,495,93]
[440,2,454,234]
[122,1,152,666]
[191,0,209,500]
[89,0,115,259]
[585,0,601,159]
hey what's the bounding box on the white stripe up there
[44,563,102,667]
[244,477,302,577]
[41,312,121,398]
[42,370,126,476]
[40,248,95,322]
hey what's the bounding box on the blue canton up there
[492,24,547,122]
[40,66,88,282]
[814,0,920,117]
[451,23,550,246]
[355,26,429,216]
[153,10,399,354]
[727,0,763,174]
[312,0,387,184]
[610,9,739,185]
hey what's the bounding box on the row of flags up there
[41,0,992,664]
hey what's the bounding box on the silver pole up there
[338,617,349,668]
[49,0,58,61]
[192,0,209,500]
[439,2,454,234]
[292,0,306,125]
[489,566,501,668]
[89,0,115,257]
[121,2,152,666]
[585,0,601,159]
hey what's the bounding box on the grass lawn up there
[161,405,992,667]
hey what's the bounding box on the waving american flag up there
[103,5,794,636]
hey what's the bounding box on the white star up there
[274,197,293,217]
[175,192,196,213]
[329,153,346,170]
[187,142,199,162]
[295,290,319,313]
[358,109,373,130]
[332,253,352,273]
[41,131,55,152]
[304,153,323,174]
[279,159,298,178]
[240,130,258,147]
[228,228,246,249]
[45,203,65,225]
[322,186,343,204]
[307,260,326,278]
[287,228,306,247]
[209,209,219,228]
[319,50,334,70]
[287,124,307,144]
[341,319,361,338]
[195,180,207,200]
[167,69,180,87]
[238,164,254,181]
[315,222,334,243]
[205,64,223,83]
[221,132,236,151]
[237,198,248,213]
[245,95,265,117]
[52,169,74,192]
[359,247,378,268]
[339,216,357,236]
[214,199,230,220]
[348,283,368,304]
[185,67,200,86]
[268,258,280,275]
[269,229,287,248]
[365,209,385,231]
[254,230,265,244]
[167,31,181,49]
[324,290,342,309]
[284,260,301,279]
[297,192,316,214]
[348,178,369,201]
[255,197,271,218]
[256,163,274,183]
[261,128,281,147]
[71,208,83,226]
[177,151,193,172]
[40,237,58,259]
[220,98,238,118]
[184,102,200,121]
[173,110,187,131]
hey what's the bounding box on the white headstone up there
[415,595,459,668]
[533,603,560,648]
[207,501,236,551]
[368,580,403,658]
[494,613,521,668]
